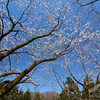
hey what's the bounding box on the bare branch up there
[0,72,20,78]
[77,0,99,6]
[0,55,58,97]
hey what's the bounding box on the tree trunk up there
[86,89,91,100]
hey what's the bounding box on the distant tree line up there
[60,77,100,100]
[0,76,99,100]
[0,86,31,100]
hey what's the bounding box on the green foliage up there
[0,86,32,100]
[60,77,82,100]
[18,89,32,100]
[60,92,68,100]
[33,92,42,100]
[18,89,24,100]
[22,89,31,100]
[81,76,100,100]
[65,77,80,93]
[0,86,19,100]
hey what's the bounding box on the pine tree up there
[33,92,42,100]
[23,89,31,100]
[60,77,82,100]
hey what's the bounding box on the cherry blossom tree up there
[0,0,99,98]
[74,0,100,23]
[50,13,100,100]
[51,33,100,100]
[63,30,100,100]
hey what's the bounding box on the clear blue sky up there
[7,0,100,93]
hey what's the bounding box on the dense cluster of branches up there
[0,0,100,100]
[0,0,80,97]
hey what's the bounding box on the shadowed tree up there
[60,77,81,100]
[0,85,19,100]
[23,89,32,100]
[33,92,42,100]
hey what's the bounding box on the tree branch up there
[0,55,58,97]
[0,72,20,78]
[0,16,60,61]
[77,0,99,6]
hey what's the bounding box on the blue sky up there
[2,0,100,94]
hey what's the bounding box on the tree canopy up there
[0,0,100,99]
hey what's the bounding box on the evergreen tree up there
[18,89,24,100]
[60,77,82,100]
[0,84,32,100]
[33,92,42,100]
[22,89,31,100]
